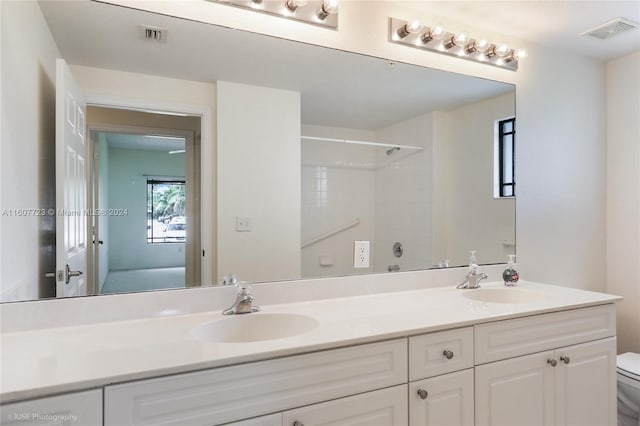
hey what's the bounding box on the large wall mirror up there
[0,0,515,302]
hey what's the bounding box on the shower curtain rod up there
[301,136,424,151]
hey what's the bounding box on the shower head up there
[386,147,400,156]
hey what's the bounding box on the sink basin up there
[463,287,547,304]
[192,313,319,343]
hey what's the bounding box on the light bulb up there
[397,19,423,39]
[316,0,339,20]
[444,31,468,49]
[285,0,308,12]
[505,48,527,63]
[431,26,445,39]
[515,49,528,59]
[494,43,510,57]
[476,38,491,52]
[485,42,510,58]
[420,25,446,44]
[454,32,468,44]
[465,38,491,54]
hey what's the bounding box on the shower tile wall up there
[374,113,435,273]
[300,121,434,278]
[301,125,376,278]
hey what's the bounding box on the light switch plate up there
[236,216,251,232]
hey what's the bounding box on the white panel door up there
[475,351,555,426]
[55,58,87,297]
[282,385,407,426]
[554,337,617,426]
[409,369,474,426]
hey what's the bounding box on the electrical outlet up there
[353,240,370,268]
[235,216,251,232]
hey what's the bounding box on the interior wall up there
[72,65,215,284]
[606,51,640,354]
[217,81,301,284]
[301,124,376,278]
[107,147,186,271]
[433,93,516,267]
[0,1,60,301]
[110,0,608,292]
[374,113,434,273]
[516,46,606,291]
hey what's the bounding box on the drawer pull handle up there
[443,349,454,360]
[547,358,557,367]
[293,422,304,426]
[560,356,570,364]
[417,389,428,399]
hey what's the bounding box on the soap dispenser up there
[502,255,520,286]
[469,250,478,268]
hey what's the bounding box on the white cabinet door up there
[554,337,616,426]
[409,368,474,426]
[0,389,102,426]
[282,385,407,426]
[475,337,616,426]
[475,351,555,426]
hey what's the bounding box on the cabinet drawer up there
[226,413,282,426]
[475,304,616,364]
[282,385,407,426]
[0,389,102,426]
[409,327,473,381]
[105,339,407,426]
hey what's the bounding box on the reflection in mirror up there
[0,0,514,303]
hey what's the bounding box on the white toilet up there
[617,352,640,426]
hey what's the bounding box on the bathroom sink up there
[463,287,547,304]
[192,313,319,343]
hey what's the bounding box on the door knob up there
[65,264,83,284]
[293,421,304,426]
[547,358,557,367]
[443,349,454,360]
[417,389,428,399]
[560,356,570,364]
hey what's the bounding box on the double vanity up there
[0,279,620,426]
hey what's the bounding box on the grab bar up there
[301,218,360,249]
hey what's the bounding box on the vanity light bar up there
[208,0,339,29]
[388,18,526,71]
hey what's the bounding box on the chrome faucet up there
[223,283,261,315]
[457,265,488,289]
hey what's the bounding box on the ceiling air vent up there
[140,25,167,42]
[579,17,640,40]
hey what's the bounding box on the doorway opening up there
[87,106,202,295]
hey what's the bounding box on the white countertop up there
[0,281,620,403]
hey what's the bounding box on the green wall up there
[108,147,186,271]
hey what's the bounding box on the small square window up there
[147,180,186,243]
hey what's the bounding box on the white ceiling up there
[398,1,640,61]
[38,1,513,130]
